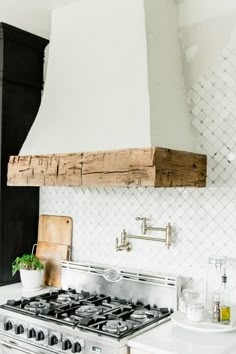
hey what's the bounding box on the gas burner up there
[130,309,156,320]
[24,301,50,314]
[102,320,129,334]
[75,305,100,317]
[57,294,72,302]
[72,292,88,301]
[130,310,148,320]
[57,291,87,303]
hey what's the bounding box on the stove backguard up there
[61,261,181,310]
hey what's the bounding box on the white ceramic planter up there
[20,269,44,290]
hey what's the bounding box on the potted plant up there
[12,254,44,290]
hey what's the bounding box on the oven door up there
[0,334,51,354]
[0,340,38,354]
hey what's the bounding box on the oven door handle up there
[0,339,42,354]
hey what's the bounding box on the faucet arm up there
[135,217,172,248]
[136,217,148,234]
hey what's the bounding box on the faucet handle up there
[136,217,148,221]
[121,228,127,237]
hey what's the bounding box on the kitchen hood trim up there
[7,147,207,188]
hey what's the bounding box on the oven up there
[0,261,180,354]
[0,333,50,354]
[0,315,130,354]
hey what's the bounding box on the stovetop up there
[1,288,172,339]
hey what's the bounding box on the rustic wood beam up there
[7,147,207,188]
[155,148,207,187]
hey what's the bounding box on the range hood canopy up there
[7,0,207,188]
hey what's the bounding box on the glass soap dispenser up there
[220,272,231,324]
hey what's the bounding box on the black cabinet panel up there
[1,187,39,283]
[0,22,49,286]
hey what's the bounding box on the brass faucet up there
[115,229,132,252]
[115,218,172,251]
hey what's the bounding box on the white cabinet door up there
[130,348,152,354]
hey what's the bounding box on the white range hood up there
[20,0,197,155]
[8,0,206,188]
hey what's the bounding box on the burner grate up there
[0,289,172,339]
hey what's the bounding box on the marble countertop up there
[0,282,52,305]
[128,319,236,354]
[128,321,176,354]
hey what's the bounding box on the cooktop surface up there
[1,288,172,339]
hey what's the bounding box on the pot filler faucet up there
[116,217,172,252]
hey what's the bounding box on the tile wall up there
[40,41,236,299]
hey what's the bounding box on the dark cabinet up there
[0,22,49,285]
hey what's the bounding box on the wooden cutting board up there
[36,241,70,287]
[36,215,73,287]
[38,215,72,246]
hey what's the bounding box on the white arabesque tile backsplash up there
[40,39,236,298]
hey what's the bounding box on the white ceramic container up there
[20,269,44,290]
[186,302,204,322]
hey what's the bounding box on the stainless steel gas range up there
[0,261,180,354]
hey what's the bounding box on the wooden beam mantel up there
[7,147,207,188]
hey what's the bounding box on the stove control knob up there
[15,324,24,335]
[3,320,14,331]
[35,330,45,341]
[62,338,72,350]
[48,333,60,346]
[27,328,36,339]
[71,341,82,353]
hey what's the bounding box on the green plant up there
[12,254,44,276]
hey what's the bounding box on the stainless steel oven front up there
[0,310,129,354]
[0,332,52,354]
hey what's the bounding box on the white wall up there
[0,0,52,38]
[0,0,81,38]
[179,0,236,27]
[0,0,81,83]
[178,0,236,88]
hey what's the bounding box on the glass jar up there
[179,289,200,313]
[186,301,204,322]
[206,256,226,321]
